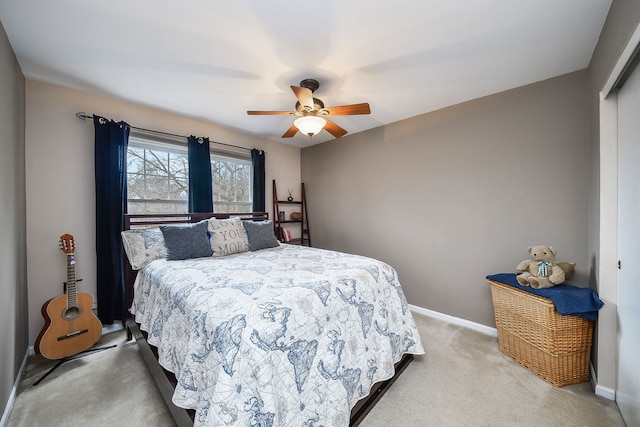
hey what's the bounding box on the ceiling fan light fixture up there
[294,116,326,137]
[248,79,370,139]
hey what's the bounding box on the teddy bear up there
[556,261,576,281]
[516,245,571,289]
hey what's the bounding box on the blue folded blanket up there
[486,273,603,321]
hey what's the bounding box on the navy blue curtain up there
[188,136,213,212]
[94,115,129,324]
[251,149,266,212]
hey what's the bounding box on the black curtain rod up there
[75,112,253,152]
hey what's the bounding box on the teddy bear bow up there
[536,261,553,276]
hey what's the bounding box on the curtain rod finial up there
[76,112,89,121]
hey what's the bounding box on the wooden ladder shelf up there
[272,180,311,246]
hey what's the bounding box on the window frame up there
[210,150,254,213]
[126,133,253,214]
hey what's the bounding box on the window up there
[211,154,252,212]
[126,135,252,214]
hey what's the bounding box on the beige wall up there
[24,80,301,343]
[0,19,27,419]
[302,70,590,327]
[5,1,638,414]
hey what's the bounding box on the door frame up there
[598,21,640,400]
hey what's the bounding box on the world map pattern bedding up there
[131,244,424,426]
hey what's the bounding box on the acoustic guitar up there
[34,234,102,359]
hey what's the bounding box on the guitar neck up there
[67,253,77,307]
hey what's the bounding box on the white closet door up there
[617,57,640,426]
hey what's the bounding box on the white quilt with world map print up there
[131,244,424,427]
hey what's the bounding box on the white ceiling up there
[0,0,611,148]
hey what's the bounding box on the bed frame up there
[123,212,413,427]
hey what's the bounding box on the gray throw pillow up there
[160,220,213,260]
[243,220,280,251]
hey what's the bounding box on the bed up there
[122,212,424,426]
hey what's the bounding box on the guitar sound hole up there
[62,306,82,321]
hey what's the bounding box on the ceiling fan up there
[247,79,371,139]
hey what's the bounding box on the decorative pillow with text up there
[208,216,250,256]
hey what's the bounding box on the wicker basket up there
[487,279,593,387]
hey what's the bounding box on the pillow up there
[208,216,250,257]
[243,220,280,251]
[121,227,167,270]
[160,220,213,260]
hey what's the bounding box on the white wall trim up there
[410,304,618,401]
[0,347,31,427]
[409,304,498,337]
[590,362,616,401]
[601,22,640,98]
[1,307,611,426]
[102,322,124,335]
[597,93,619,394]
[596,17,640,400]
[0,325,122,426]
[595,384,617,401]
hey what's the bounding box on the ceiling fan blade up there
[282,123,299,138]
[323,103,371,116]
[324,119,348,138]
[247,110,293,115]
[291,86,314,109]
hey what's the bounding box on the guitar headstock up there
[59,234,75,255]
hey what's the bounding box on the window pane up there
[127,147,145,174]
[211,155,252,211]
[127,137,253,215]
[169,178,188,200]
[127,173,145,199]
[127,141,188,214]
[144,150,169,177]
[144,175,169,199]
[214,202,252,213]
[169,153,188,179]
[128,200,188,215]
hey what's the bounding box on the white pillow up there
[207,217,250,257]
[121,227,167,270]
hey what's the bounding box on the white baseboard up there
[409,304,498,337]
[0,347,31,427]
[1,324,126,426]
[1,308,613,425]
[590,363,616,401]
[595,384,616,401]
[409,304,618,402]
[101,323,124,335]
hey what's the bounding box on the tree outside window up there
[212,156,252,213]
[127,137,252,214]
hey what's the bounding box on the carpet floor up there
[6,314,625,426]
